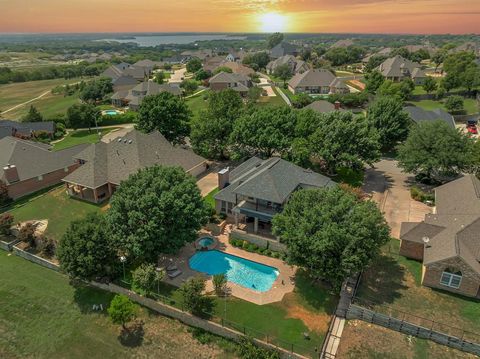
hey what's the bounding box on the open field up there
[355,240,480,342]
[53,127,121,151]
[337,319,476,359]
[0,250,237,359]
[0,51,65,69]
[409,99,479,115]
[4,186,107,241]
[0,78,83,116]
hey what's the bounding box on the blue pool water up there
[198,237,214,247]
[105,110,118,115]
[189,250,279,292]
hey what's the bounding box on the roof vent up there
[117,138,122,142]
[123,139,127,143]
[128,140,132,144]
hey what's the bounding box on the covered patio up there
[64,182,114,203]
[232,200,279,240]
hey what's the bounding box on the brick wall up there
[7,163,80,200]
[399,240,424,261]
[422,257,480,298]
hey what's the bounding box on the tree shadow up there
[71,279,114,315]
[291,269,338,314]
[118,320,145,347]
[194,296,215,320]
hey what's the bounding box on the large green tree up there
[80,78,113,103]
[273,63,293,86]
[272,187,390,289]
[22,105,43,122]
[66,103,100,130]
[266,32,284,49]
[106,166,209,263]
[57,212,117,280]
[186,58,202,73]
[136,92,191,144]
[190,89,244,159]
[364,70,385,94]
[230,106,296,159]
[366,97,411,149]
[422,77,437,94]
[108,295,138,330]
[397,120,474,181]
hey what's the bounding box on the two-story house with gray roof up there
[214,157,334,240]
[288,69,348,95]
[377,55,427,85]
[400,175,480,297]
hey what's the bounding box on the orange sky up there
[0,0,479,34]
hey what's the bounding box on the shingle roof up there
[288,69,336,89]
[215,157,334,205]
[0,120,56,136]
[377,55,422,78]
[0,137,88,183]
[63,130,206,188]
[305,100,336,113]
[403,106,456,128]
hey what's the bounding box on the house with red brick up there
[400,175,480,298]
[0,136,88,200]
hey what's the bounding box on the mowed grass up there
[356,239,480,342]
[0,251,237,359]
[409,98,479,115]
[0,78,82,114]
[204,187,219,207]
[4,186,106,240]
[257,87,288,107]
[186,91,209,121]
[53,127,121,151]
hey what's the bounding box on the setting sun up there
[258,12,288,33]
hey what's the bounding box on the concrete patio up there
[160,227,296,305]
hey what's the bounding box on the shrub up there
[237,337,280,359]
[212,273,228,296]
[0,180,11,206]
[445,95,464,113]
[18,223,36,248]
[108,294,138,330]
[0,212,14,235]
[179,276,206,313]
[39,236,56,258]
[132,263,159,294]
[410,185,435,204]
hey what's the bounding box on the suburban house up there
[270,42,299,59]
[101,62,150,82]
[403,106,456,128]
[377,55,427,84]
[0,136,88,199]
[266,55,310,75]
[111,81,182,110]
[181,49,214,61]
[203,56,228,72]
[132,59,163,73]
[400,175,480,298]
[208,72,251,94]
[215,62,255,76]
[62,130,207,203]
[112,75,138,94]
[362,47,392,63]
[330,39,354,48]
[288,69,349,95]
[305,100,343,113]
[0,120,56,140]
[214,157,334,239]
[225,50,246,62]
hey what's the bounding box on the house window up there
[440,269,462,289]
[221,201,226,213]
[37,175,43,181]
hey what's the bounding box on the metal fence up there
[347,297,480,357]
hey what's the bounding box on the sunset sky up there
[0,0,479,34]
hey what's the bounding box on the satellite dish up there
[422,236,430,244]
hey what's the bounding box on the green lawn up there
[53,127,121,151]
[4,186,106,241]
[356,239,480,342]
[186,92,209,121]
[204,187,219,207]
[0,250,237,358]
[124,269,337,357]
[256,87,288,107]
[409,98,479,115]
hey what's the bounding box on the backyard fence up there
[347,297,480,357]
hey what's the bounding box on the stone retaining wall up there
[12,246,59,271]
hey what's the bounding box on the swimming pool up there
[198,237,214,247]
[104,110,119,116]
[189,250,279,292]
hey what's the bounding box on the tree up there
[364,70,385,94]
[132,263,163,294]
[422,77,437,94]
[57,212,117,280]
[136,92,191,144]
[108,294,138,330]
[366,97,411,149]
[399,78,415,100]
[273,64,293,86]
[442,51,477,91]
[180,79,198,94]
[213,66,233,75]
[0,213,14,235]
[154,71,165,84]
[291,93,313,109]
[272,187,390,289]
[106,166,209,262]
[22,105,43,122]
[0,180,11,206]
[267,32,284,49]
[246,86,263,105]
[364,55,388,73]
[212,273,228,296]
[194,69,210,81]
[18,223,36,248]
[397,121,474,181]
[242,52,270,71]
[80,78,113,103]
[303,111,381,174]
[377,79,413,101]
[444,95,464,113]
[66,103,100,130]
[186,58,202,73]
[179,276,206,313]
[432,50,447,71]
[190,89,244,159]
[230,106,297,159]
[463,64,480,93]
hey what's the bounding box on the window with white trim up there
[440,269,462,289]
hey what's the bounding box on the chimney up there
[3,164,19,183]
[218,167,230,189]
[334,101,341,110]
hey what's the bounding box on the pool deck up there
[160,227,296,305]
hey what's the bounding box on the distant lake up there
[100,34,247,46]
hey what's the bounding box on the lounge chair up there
[166,264,178,272]
[167,269,182,279]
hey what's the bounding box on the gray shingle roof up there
[288,69,336,89]
[215,157,334,205]
[403,106,456,128]
[377,55,422,78]
[63,130,206,188]
[0,137,88,183]
[0,120,55,136]
[305,100,336,113]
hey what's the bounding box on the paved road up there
[363,158,431,238]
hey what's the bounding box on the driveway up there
[169,68,187,84]
[363,159,431,238]
[197,171,218,196]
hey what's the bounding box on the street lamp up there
[120,255,127,281]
